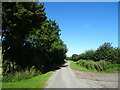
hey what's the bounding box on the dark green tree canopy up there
[2,2,68,74]
[70,42,119,64]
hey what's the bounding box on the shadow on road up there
[61,64,68,67]
[48,62,69,72]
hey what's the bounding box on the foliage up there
[70,61,120,73]
[2,72,52,88]
[2,2,68,76]
[82,50,96,60]
[76,60,111,72]
[70,61,89,72]
[71,54,79,61]
[95,42,114,61]
[70,42,119,64]
[2,66,40,82]
[2,2,46,74]
[66,57,72,60]
[28,20,68,72]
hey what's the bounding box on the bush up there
[76,60,111,72]
[71,43,120,63]
[2,67,41,83]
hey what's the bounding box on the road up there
[44,61,118,88]
[44,61,90,88]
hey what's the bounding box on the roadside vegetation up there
[68,42,120,73]
[2,2,119,88]
[2,72,52,88]
[3,67,41,83]
[2,2,67,88]
[70,61,120,73]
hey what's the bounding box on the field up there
[70,60,120,73]
[2,72,52,88]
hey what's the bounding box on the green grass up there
[3,67,42,83]
[64,59,72,62]
[70,61,120,74]
[70,61,97,72]
[105,64,120,73]
[2,71,52,89]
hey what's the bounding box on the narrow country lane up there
[44,61,90,88]
[44,61,118,88]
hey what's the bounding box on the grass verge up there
[2,71,52,88]
[70,61,120,74]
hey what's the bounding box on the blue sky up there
[43,2,118,57]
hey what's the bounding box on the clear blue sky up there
[43,2,118,57]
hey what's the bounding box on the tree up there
[2,2,47,73]
[95,42,114,61]
[2,3,68,74]
[28,20,67,72]
[72,54,79,61]
[72,42,119,64]
[66,57,72,60]
[84,50,96,60]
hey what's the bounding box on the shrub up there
[2,67,41,83]
[76,60,112,72]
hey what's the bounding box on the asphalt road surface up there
[44,61,90,88]
[44,61,118,88]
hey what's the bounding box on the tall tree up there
[95,42,114,61]
[2,2,46,73]
[2,2,68,74]
[28,20,67,72]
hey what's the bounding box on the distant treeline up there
[67,42,120,64]
[2,2,67,75]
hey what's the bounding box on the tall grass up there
[3,66,41,82]
[76,60,119,72]
[2,72,52,88]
